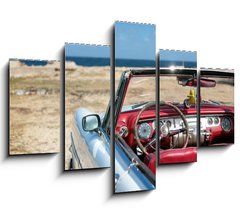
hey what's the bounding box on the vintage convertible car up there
[69,67,234,192]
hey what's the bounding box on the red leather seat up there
[160,147,197,164]
[144,147,197,172]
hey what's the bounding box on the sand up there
[9,61,60,155]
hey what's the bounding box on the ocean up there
[19,60,49,66]
[66,56,110,66]
[115,58,155,67]
[66,56,155,67]
[66,57,196,68]
[20,57,196,68]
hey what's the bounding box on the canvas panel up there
[9,59,60,155]
[114,21,156,193]
[199,68,234,147]
[159,49,198,164]
[65,43,111,170]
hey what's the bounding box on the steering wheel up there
[134,101,189,155]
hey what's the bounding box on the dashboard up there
[118,114,234,149]
[200,114,234,145]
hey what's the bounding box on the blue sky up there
[159,50,197,62]
[115,21,156,60]
[65,43,110,58]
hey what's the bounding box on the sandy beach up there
[9,60,60,155]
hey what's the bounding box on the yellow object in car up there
[187,89,196,105]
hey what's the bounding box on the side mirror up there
[82,114,101,131]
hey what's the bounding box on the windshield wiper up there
[131,102,149,109]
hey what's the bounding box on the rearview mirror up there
[199,78,216,87]
[82,114,101,131]
[178,77,216,87]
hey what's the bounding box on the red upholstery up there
[144,147,197,171]
[160,147,197,164]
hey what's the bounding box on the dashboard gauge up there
[207,117,213,125]
[161,124,169,137]
[214,117,220,125]
[166,120,172,128]
[221,117,231,132]
[138,123,152,139]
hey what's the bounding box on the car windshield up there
[121,76,155,111]
[200,76,234,106]
[160,75,196,104]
